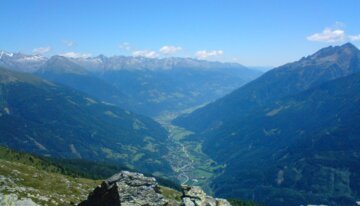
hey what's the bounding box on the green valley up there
[158,115,225,195]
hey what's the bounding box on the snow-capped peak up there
[0,50,14,58]
[0,50,48,72]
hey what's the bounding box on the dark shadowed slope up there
[173,43,360,205]
[174,43,360,132]
[210,72,360,205]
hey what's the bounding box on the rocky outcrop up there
[0,194,39,206]
[79,171,168,206]
[79,171,231,206]
[181,186,231,206]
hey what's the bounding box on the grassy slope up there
[0,146,102,205]
[0,146,262,205]
[0,146,181,205]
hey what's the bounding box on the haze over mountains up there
[174,43,360,205]
[0,52,262,117]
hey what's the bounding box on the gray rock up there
[79,171,231,206]
[181,185,231,206]
[0,193,40,206]
[215,198,232,206]
[183,197,195,206]
[79,171,168,206]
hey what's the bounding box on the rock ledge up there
[181,185,231,206]
[79,171,231,206]
[79,171,167,206]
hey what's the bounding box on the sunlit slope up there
[0,67,171,175]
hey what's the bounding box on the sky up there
[1,0,360,67]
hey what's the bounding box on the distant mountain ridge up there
[0,51,47,72]
[0,51,250,72]
[38,55,89,75]
[0,51,262,117]
[70,55,250,71]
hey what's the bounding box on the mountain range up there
[0,52,262,117]
[173,43,360,205]
[0,51,46,72]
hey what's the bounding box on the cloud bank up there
[307,28,345,43]
[307,23,360,43]
[132,50,158,58]
[33,47,51,54]
[195,50,224,59]
[159,46,182,55]
[60,52,92,58]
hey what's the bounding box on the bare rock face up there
[181,186,231,206]
[79,171,231,206]
[79,171,168,206]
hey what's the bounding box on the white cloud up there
[159,45,182,55]
[119,42,132,51]
[60,52,92,58]
[132,50,158,58]
[349,34,360,41]
[33,47,51,54]
[307,23,360,43]
[195,50,224,59]
[307,28,345,43]
[63,40,75,47]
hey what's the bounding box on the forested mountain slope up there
[0,67,171,175]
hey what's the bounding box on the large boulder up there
[181,186,231,206]
[79,171,231,206]
[79,171,168,206]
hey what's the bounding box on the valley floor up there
[156,113,225,194]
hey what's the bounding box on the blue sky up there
[1,0,359,66]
